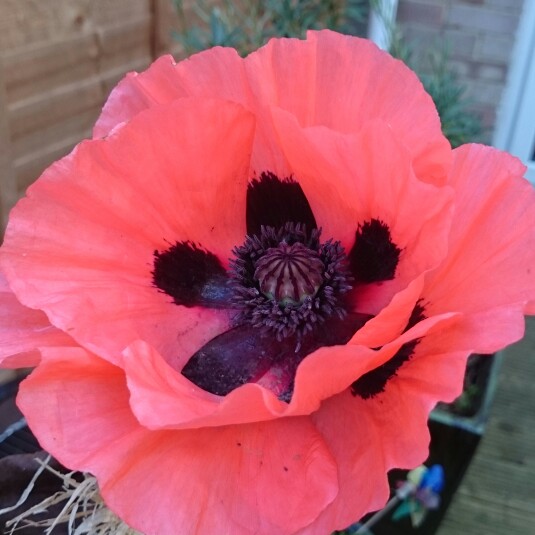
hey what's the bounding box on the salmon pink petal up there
[94,55,183,138]
[393,347,471,406]
[123,340,287,429]
[122,311,458,434]
[350,276,425,347]
[300,333,469,533]
[245,30,451,184]
[0,272,73,368]
[124,338,394,429]
[295,390,392,535]
[353,332,472,470]
[424,144,535,351]
[123,337,389,429]
[94,48,287,176]
[290,312,458,411]
[18,348,339,535]
[272,113,453,314]
[97,419,337,535]
[94,32,450,182]
[94,48,250,138]
[434,306,526,354]
[358,347,470,471]
[1,99,255,366]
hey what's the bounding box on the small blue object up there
[420,464,445,493]
[392,464,446,527]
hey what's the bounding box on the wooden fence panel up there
[0,59,16,230]
[0,0,166,229]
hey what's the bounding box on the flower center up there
[230,223,353,341]
[254,242,324,306]
[182,223,367,399]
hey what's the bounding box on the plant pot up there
[431,352,503,435]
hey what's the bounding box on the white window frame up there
[494,0,535,185]
[367,0,399,51]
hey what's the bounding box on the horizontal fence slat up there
[9,54,150,137]
[0,0,182,226]
[3,33,99,94]
[9,77,104,139]
[12,108,101,160]
[11,58,153,194]
[3,17,152,103]
[15,131,92,193]
[0,0,150,50]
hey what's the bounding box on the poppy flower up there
[1,31,535,535]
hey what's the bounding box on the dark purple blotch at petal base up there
[181,324,292,396]
[349,219,401,283]
[246,172,317,236]
[152,242,233,308]
[182,312,372,398]
[351,302,426,399]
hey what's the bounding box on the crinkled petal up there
[424,144,535,352]
[94,49,250,138]
[294,390,392,535]
[122,312,457,432]
[123,339,390,429]
[18,348,339,535]
[350,276,425,347]
[0,272,73,368]
[296,322,469,534]
[94,31,450,183]
[272,113,453,313]
[291,312,458,410]
[351,325,472,473]
[435,306,526,354]
[246,30,451,184]
[1,99,255,366]
[123,340,286,429]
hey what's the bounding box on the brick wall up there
[396,0,524,141]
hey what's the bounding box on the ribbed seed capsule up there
[254,242,324,305]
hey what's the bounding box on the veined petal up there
[123,340,287,429]
[122,312,458,432]
[18,348,338,535]
[299,322,470,534]
[423,144,535,352]
[0,272,73,368]
[245,30,451,184]
[94,31,451,183]
[295,390,392,535]
[350,275,425,347]
[290,312,458,411]
[1,99,255,366]
[123,337,392,429]
[94,49,251,138]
